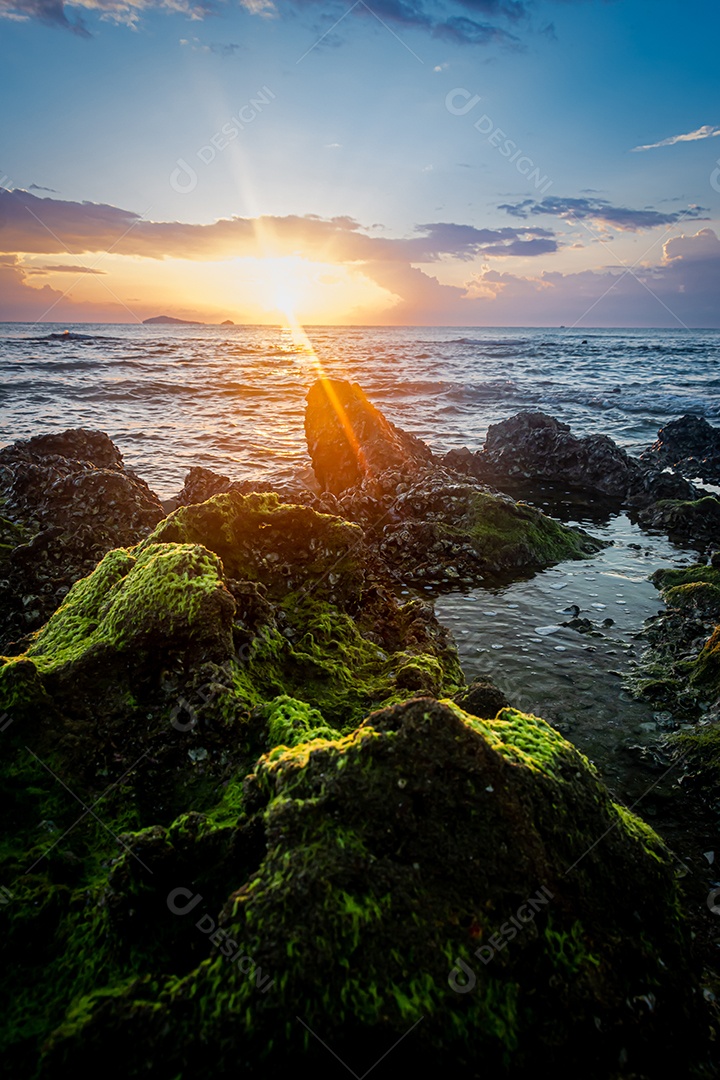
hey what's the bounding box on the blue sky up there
[2,0,719,324]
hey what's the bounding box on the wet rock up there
[634,495,720,545]
[175,465,233,506]
[453,675,510,717]
[442,411,640,500]
[0,429,164,650]
[38,698,701,1078]
[305,378,434,496]
[305,385,605,585]
[641,414,720,485]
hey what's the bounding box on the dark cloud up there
[0,0,533,44]
[432,15,518,45]
[28,183,60,193]
[25,262,106,274]
[498,195,709,232]
[0,0,215,35]
[0,0,90,35]
[0,190,557,262]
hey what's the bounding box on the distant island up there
[142,316,235,326]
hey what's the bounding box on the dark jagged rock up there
[36,698,700,1078]
[173,465,317,513]
[453,675,509,718]
[305,378,434,496]
[441,411,720,547]
[175,465,233,506]
[442,412,640,500]
[634,495,720,546]
[305,385,605,585]
[641,414,720,485]
[0,429,164,650]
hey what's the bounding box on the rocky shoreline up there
[1,382,719,1077]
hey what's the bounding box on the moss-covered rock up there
[0,493,467,1072]
[303,379,605,587]
[0,429,164,650]
[630,563,720,808]
[34,698,699,1078]
[637,496,720,545]
[347,477,604,586]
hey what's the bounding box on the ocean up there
[1,323,719,500]
[2,322,718,801]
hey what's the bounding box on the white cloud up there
[632,124,720,152]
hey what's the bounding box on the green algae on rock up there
[630,563,720,805]
[34,698,699,1079]
[0,492,468,1073]
[0,429,165,650]
[302,378,605,587]
[0,491,462,797]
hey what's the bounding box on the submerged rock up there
[641,414,720,485]
[0,429,164,650]
[35,698,700,1078]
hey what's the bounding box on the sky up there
[1,0,719,325]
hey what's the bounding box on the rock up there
[438,411,719,547]
[641,414,720,485]
[635,495,720,545]
[0,491,463,792]
[442,412,640,500]
[0,430,164,650]
[305,384,605,586]
[631,565,720,808]
[453,675,510,717]
[37,698,700,1077]
[175,466,233,506]
[305,378,434,495]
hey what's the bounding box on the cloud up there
[459,228,720,327]
[499,195,709,232]
[3,190,717,327]
[24,262,106,274]
[0,189,557,262]
[632,125,720,152]
[28,182,60,193]
[0,0,215,35]
[0,0,543,43]
[179,35,244,53]
[431,14,518,45]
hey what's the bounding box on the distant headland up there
[142,315,235,326]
